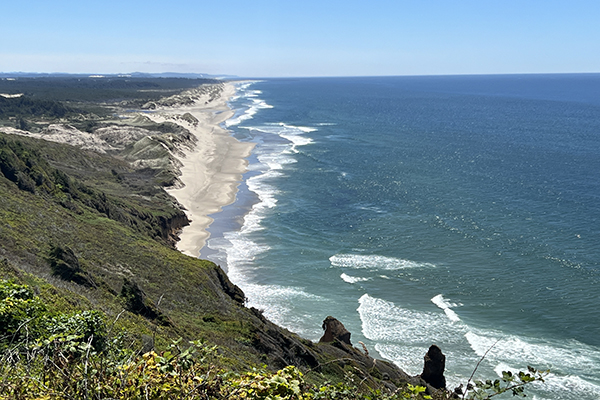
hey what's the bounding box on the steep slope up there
[0,131,428,393]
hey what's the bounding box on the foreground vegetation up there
[0,77,547,399]
[0,280,546,400]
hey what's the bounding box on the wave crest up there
[331,254,435,270]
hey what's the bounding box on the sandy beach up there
[146,82,254,257]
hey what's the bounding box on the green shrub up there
[0,280,105,354]
[227,365,308,399]
[0,281,46,347]
[44,310,106,352]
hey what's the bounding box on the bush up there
[0,280,105,353]
[44,310,106,353]
[0,281,46,347]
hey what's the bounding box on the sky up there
[1,0,599,77]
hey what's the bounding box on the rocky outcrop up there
[48,245,97,288]
[319,316,352,345]
[420,344,447,389]
[312,316,439,394]
[250,311,320,370]
[210,265,245,305]
[120,278,172,326]
[157,211,190,247]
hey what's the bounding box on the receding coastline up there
[0,75,550,399]
[0,79,254,258]
[145,82,255,257]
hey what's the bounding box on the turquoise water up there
[202,75,600,399]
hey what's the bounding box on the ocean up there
[201,75,600,399]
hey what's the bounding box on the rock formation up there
[319,316,352,345]
[120,278,171,326]
[420,344,446,389]
[315,316,437,394]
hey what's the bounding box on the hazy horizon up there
[2,1,599,78]
[3,72,600,81]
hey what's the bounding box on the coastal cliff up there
[0,78,444,398]
[0,130,440,395]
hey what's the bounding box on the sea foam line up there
[465,331,600,376]
[242,123,316,154]
[216,82,323,339]
[331,254,436,270]
[340,273,372,283]
[226,82,273,127]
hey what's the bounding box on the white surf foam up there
[535,373,600,399]
[340,273,372,283]
[226,82,273,127]
[464,331,600,399]
[331,254,436,270]
[358,294,463,343]
[241,282,326,340]
[431,294,462,322]
[212,82,326,340]
[226,98,273,127]
[357,293,472,379]
[220,187,328,340]
[281,122,317,133]
[465,331,600,376]
[242,123,315,154]
[220,220,326,341]
[354,203,386,213]
[359,293,600,399]
[492,362,600,400]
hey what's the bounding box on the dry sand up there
[146,82,254,257]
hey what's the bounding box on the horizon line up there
[2,71,600,79]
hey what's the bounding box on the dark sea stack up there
[420,344,447,389]
[319,316,352,345]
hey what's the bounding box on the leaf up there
[501,371,514,381]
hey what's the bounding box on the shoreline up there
[147,82,255,257]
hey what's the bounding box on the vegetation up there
[0,75,220,131]
[0,134,187,243]
[0,76,218,103]
[1,279,547,399]
[0,279,429,399]
[0,96,76,119]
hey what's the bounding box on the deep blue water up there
[203,75,600,399]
